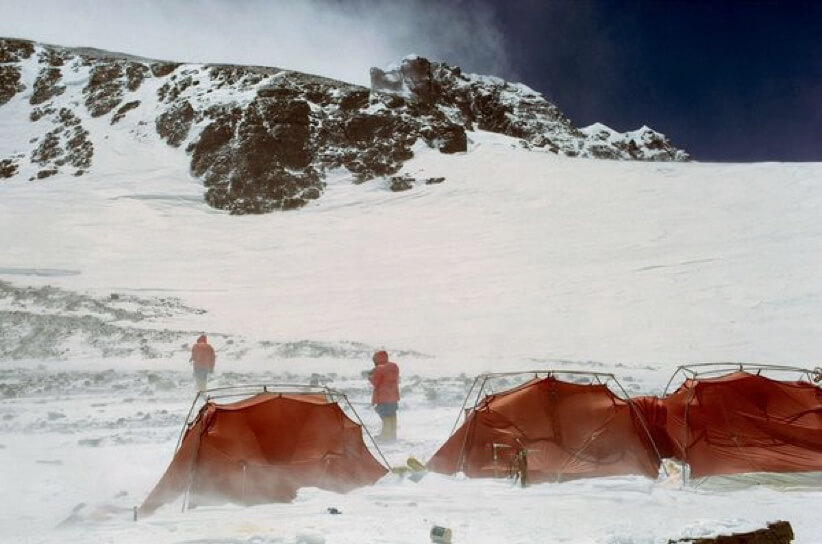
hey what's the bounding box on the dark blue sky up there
[485,0,822,161]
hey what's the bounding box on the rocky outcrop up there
[0,38,34,63]
[0,157,19,178]
[0,64,23,106]
[0,37,689,214]
[669,521,794,544]
[30,107,92,178]
[579,123,686,161]
[111,100,140,125]
[190,95,322,213]
[30,67,65,105]
[371,55,688,161]
[155,100,194,145]
[0,40,33,105]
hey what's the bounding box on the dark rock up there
[65,129,93,169]
[669,521,794,544]
[189,97,322,214]
[0,38,35,63]
[157,73,197,103]
[436,124,467,154]
[0,65,23,106]
[371,56,435,104]
[389,175,415,192]
[303,85,332,106]
[257,86,299,100]
[81,59,147,115]
[125,63,149,92]
[398,56,435,103]
[155,100,194,145]
[30,105,55,122]
[57,107,82,128]
[150,62,180,78]
[39,48,70,67]
[585,144,621,160]
[424,177,445,185]
[190,107,240,176]
[29,108,93,175]
[4,38,688,213]
[31,132,62,166]
[381,94,406,108]
[0,158,18,178]
[111,100,141,125]
[345,114,397,142]
[302,186,321,200]
[36,169,58,179]
[366,55,687,160]
[339,89,369,111]
[30,67,65,105]
[84,62,125,117]
[209,65,265,89]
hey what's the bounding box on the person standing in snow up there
[189,334,216,392]
[368,350,400,441]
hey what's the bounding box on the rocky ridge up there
[1,38,688,214]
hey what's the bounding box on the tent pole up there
[475,375,489,408]
[450,375,480,436]
[241,463,247,505]
[176,391,203,452]
[615,376,668,478]
[680,381,698,484]
[342,394,392,471]
[454,407,479,474]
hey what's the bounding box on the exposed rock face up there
[0,64,23,106]
[0,40,33,105]
[29,108,93,178]
[155,100,194,145]
[370,55,688,161]
[190,95,322,213]
[111,100,140,125]
[30,67,65,105]
[0,157,19,178]
[669,521,794,544]
[0,37,689,214]
[0,38,34,63]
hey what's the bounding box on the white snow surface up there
[1,125,822,542]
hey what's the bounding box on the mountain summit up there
[0,38,688,214]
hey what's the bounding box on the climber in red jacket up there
[190,334,216,392]
[368,350,400,441]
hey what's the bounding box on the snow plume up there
[0,0,511,85]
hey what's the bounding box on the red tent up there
[660,366,822,479]
[140,388,388,515]
[427,373,661,482]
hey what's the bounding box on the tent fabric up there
[139,393,387,515]
[427,377,661,482]
[661,371,822,478]
[632,395,676,459]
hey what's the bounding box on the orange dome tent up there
[139,385,389,516]
[659,364,822,480]
[427,371,663,483]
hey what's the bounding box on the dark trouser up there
[193,367,210,392]
[375,402,398,418]
[375,403,398,440]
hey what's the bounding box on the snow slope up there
[2,130,820,368]
[1,70,822,542]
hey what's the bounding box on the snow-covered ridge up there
[1,38,688,214]
[371,56,688,162]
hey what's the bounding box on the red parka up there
[191,335,216,371]
[369,350,399,404]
